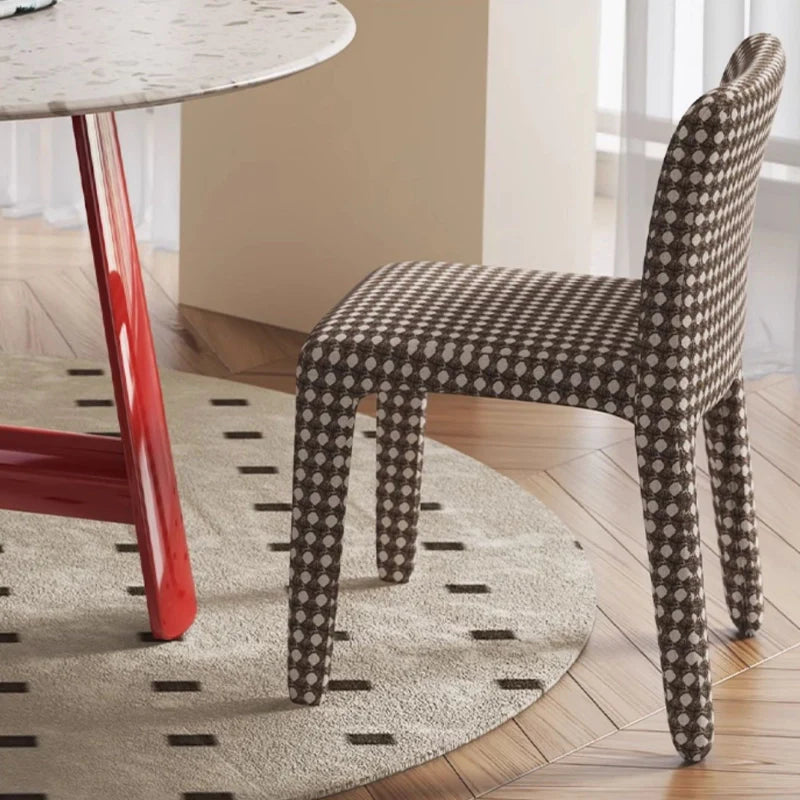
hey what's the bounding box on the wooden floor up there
[3,216,800,799]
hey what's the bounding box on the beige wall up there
[180,0,600,331]
[180,0,489,331]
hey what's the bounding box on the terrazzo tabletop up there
[0,0,356,120]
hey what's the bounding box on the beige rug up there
[0,356,595,800]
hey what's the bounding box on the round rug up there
[0,355,595,800]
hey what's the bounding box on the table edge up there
[0,7,356,121]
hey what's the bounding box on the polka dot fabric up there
[287,34,784,763]
[375,384,427,583]
[632,32,783,762]
[314,265,642,418]
[703,371,761,635]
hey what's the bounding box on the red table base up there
[0,112,196,640]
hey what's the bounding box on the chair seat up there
[306,260,642,420]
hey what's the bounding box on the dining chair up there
[286,33,785,762]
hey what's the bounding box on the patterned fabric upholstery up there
[287,34,785,763]
[311,263,641,417]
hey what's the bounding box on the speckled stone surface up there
[0,0,55,21]
[0,0,355,120]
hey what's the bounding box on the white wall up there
[483,0,601,272]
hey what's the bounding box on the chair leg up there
[703,372,763,636]
[375,383,427,583]
[635,415,714,762]
[288,381,360,705]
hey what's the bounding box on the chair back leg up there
[635,413,714,762]
[376,383,427,583]
[288,382,360,705]
[703,371,763,636]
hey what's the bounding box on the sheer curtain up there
[0,104,180,250]
[600,0,800,377]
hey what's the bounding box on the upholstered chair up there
[286,34,785,762]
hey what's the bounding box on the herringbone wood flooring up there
[3,216,799,799]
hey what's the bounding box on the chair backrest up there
[636,34,785,419]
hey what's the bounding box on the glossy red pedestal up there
[0,112,196,640]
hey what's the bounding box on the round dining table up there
[0,0,355,640]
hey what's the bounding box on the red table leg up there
[73,112,196,641]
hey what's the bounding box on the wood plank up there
[566,611,663,728]
[0,248,95,270]
[367,756,473,800]
[0,215,89,243]
[445,720,545,796]
[547,450,656,562]
[527,468,765,675]
[181,303,303,373]
[0,260,94,279]
[695,473,800,639]
[435,443,594,474]
[239,355,300,377]
[487,645,800,799]
[746,450,800,553]
[262,322,308,360]
[0,218,222,373]
[0,280,73,358]
[636,700,800,738]
[513,674,616,763]
[756,375,800,420]
[713,668,800,703]
[747,392,800,485]
[326,788,374,800]
[548,451,751,676]
[698,547,799,665]
[743,373,791,395]
[422,396,633,453]
[144,247,180,305]
[561,728,800,773]
[485,764,800,798]
[26,269,109,360]
[519,472,663,671]
[142,276,229,376]
[230,371,297,395]
[606,437,800,651]
[0,218,95,272]
[758,643,800,669]
[603,437,800,660]
[66,259,228,376]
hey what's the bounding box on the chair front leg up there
[635,413,714,762]
[288,381,360,706]
[703,371,763,636]
[375,382,427,583]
